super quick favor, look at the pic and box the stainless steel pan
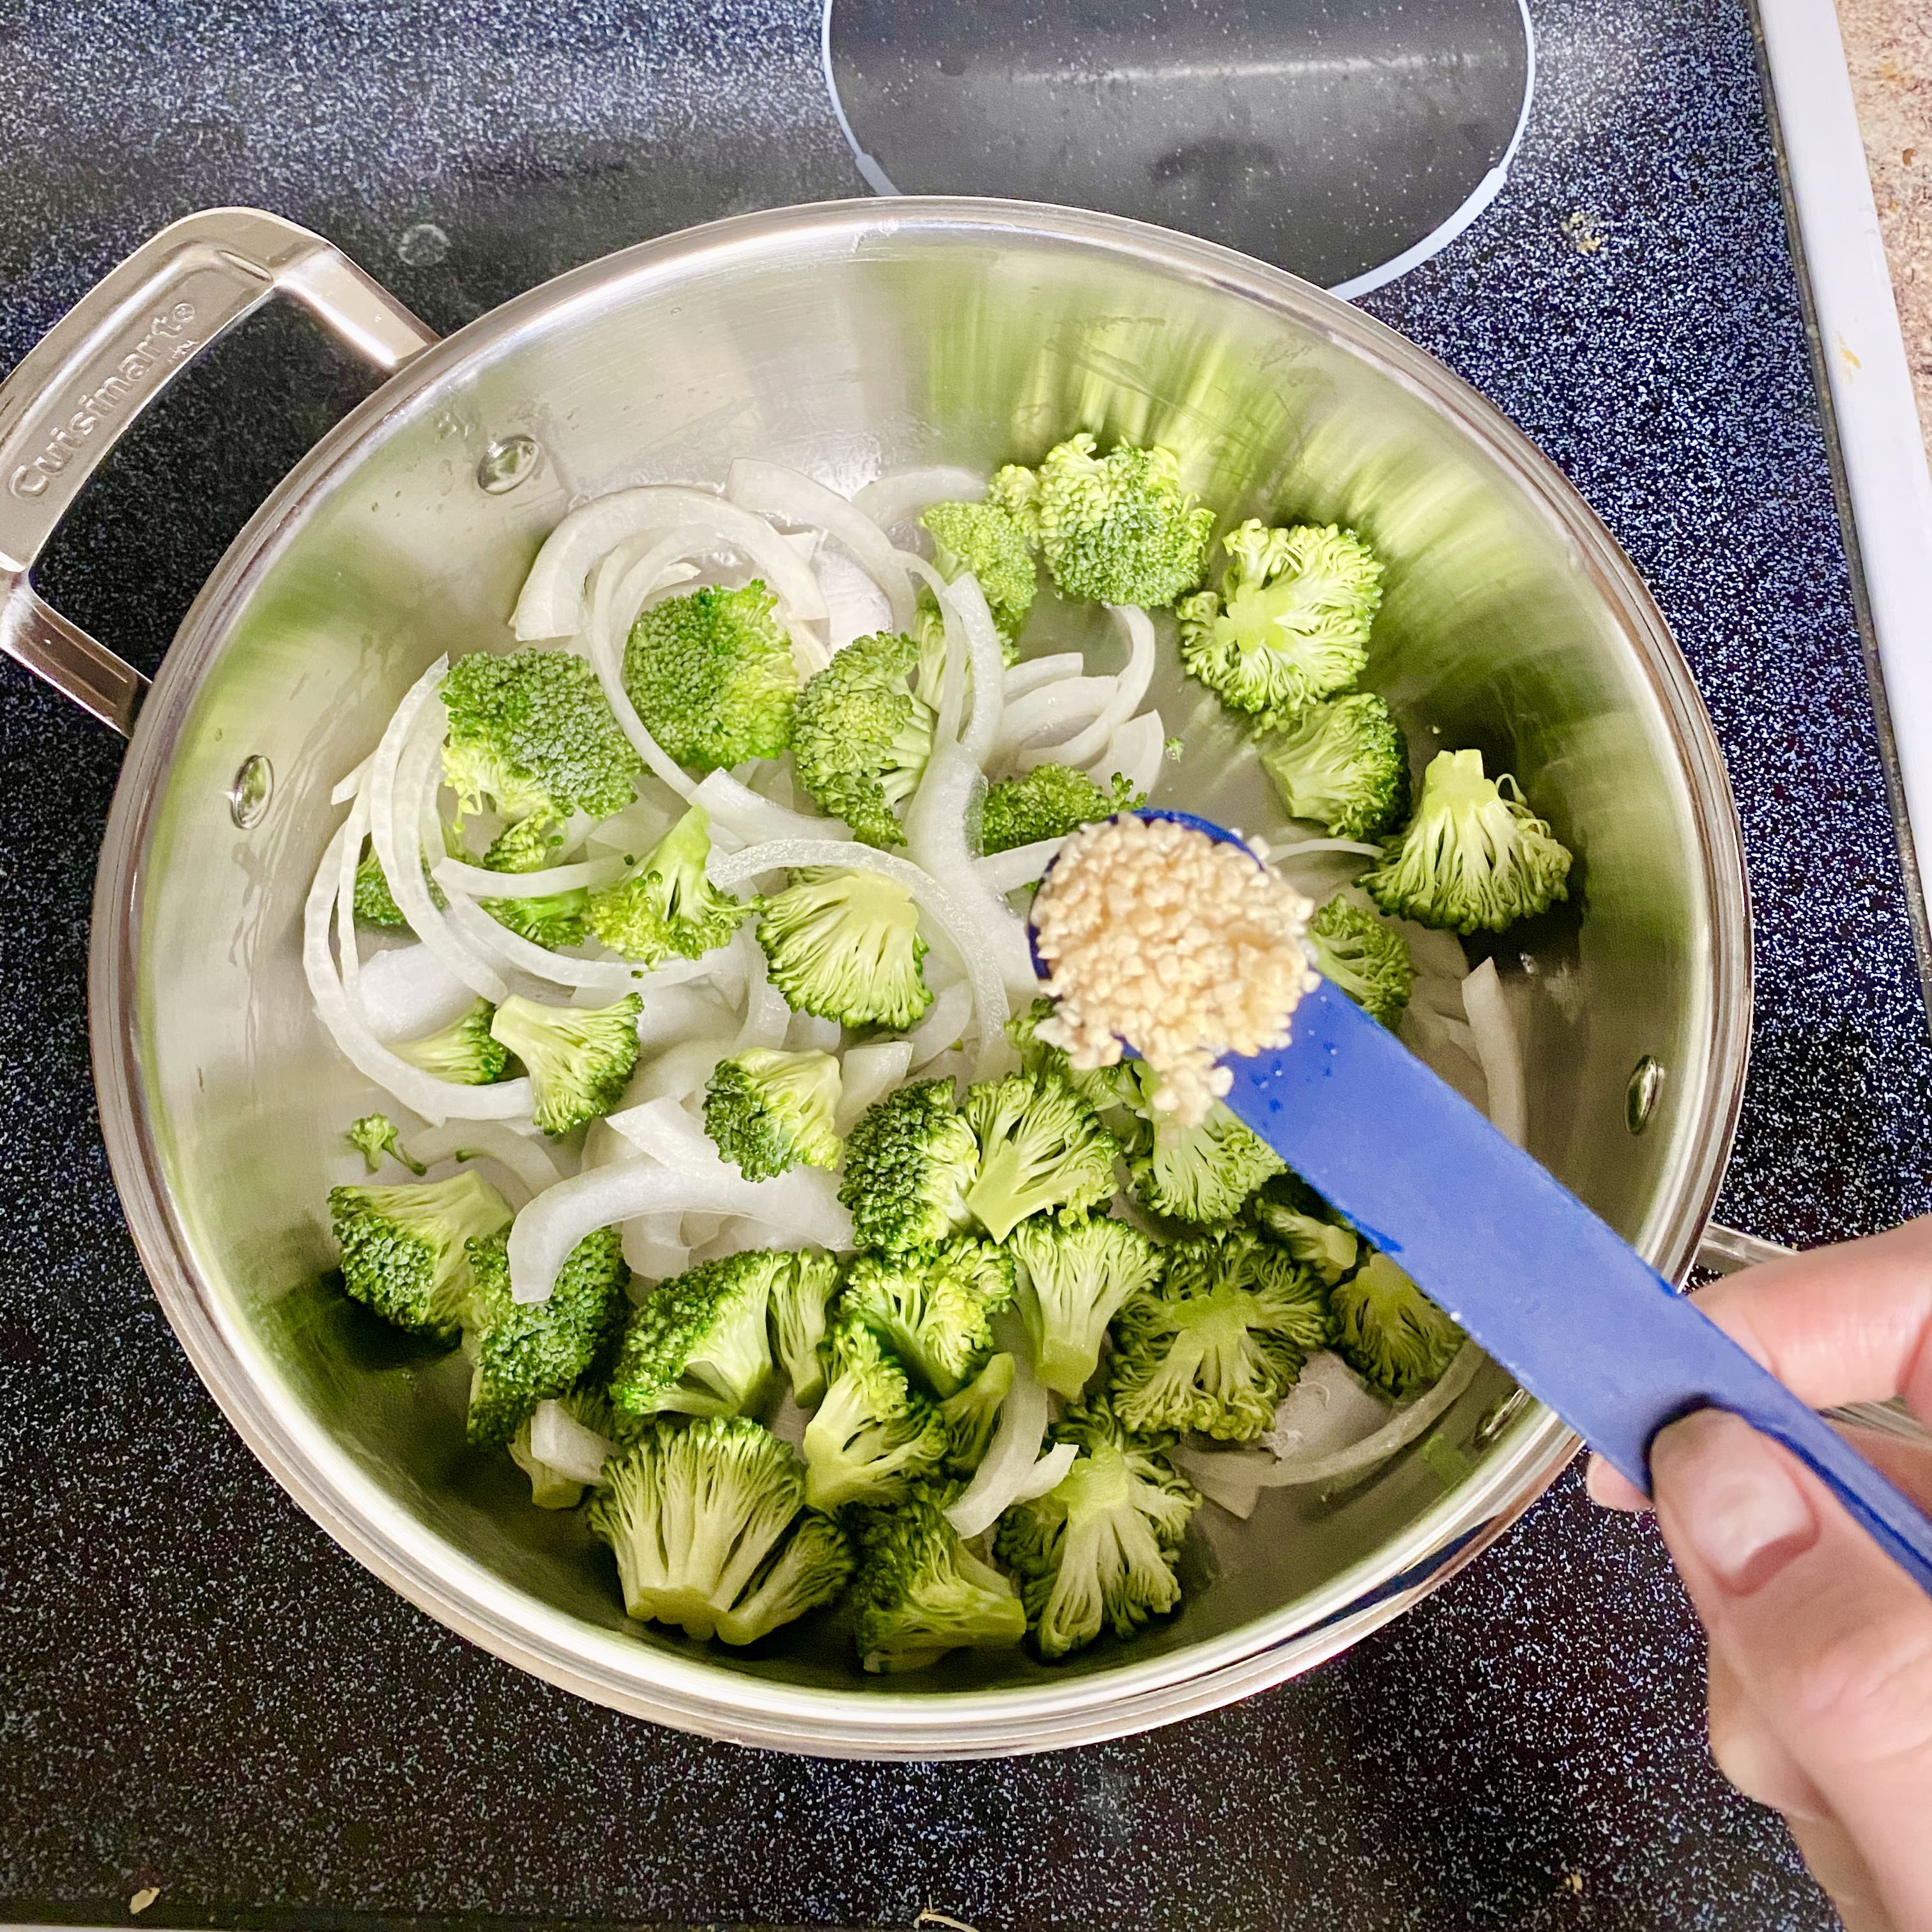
[0,201,1752,1758]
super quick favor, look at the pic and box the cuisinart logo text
[8,301,199,499]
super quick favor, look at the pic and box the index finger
[1687,1219,1932,1419]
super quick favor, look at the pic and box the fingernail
[1650,1411,1818,1594]
[1584,1452,1648,1512]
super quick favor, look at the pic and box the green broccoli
[587,1415,847,1643]
[999,434,1215,608]
[801,1312,948,1510]
[392,998,512,1085]
[1330,1249,1465,1397]
[1009,1215,1164,1400]
[1257,692,1410,839]
[1253,1185,1360,1285]
[755,868,933,1030]
[715,1507,855,1646]
[839,1236,1016,1399]
[345,1114,425,1175]
[848,1481,1028,1672]
[440,648,642,821]
[328,1170,513,1342]
[1109,1228,1331,1441]
[979,765,1138,856]
[585,804,748,966]
[1363,747,1573,935]
[839,1078,981,1254]
[703,1048,844,1181]
[935,1352,1015,1474]
[487,993,640,1135]
[919,499,1038,647]
[790,630,935,847]
[353,843,411,929]
[995,1393,1199,1659]
[476,810,588,950]
[1123,1066,1285,1225]
[767,1249,843,1407]
[960,1069,1121,1243]
[609,1249,785,1423]
[1006,997,1142,1117]
[463,1229,629,1448]
[1306,894,1415,1027]
[1176,520,1382,721]
[623,581,797,774]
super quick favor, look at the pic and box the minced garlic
[1030,815,1316,1126]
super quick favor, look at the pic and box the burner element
[824,0,1533,296]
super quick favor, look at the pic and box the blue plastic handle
[1029,811,1932,1593]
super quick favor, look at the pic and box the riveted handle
[0,207,438,735]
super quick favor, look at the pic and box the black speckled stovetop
[3,1,1926,1928]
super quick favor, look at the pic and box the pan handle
[0,207,437,735]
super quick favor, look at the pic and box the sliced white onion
[1009,1441,1079,1505]
[1003,654,1086,702]
[1260,1350,1395,1460]
[993,678,1116,762]
[690,767,849,846]
[786,1010,843,1054]
[530,1399,615,1485]
[851,466,986,530]
[735,937,792,1050]
[726,459,914,633]
[586,796,678,860]
[406,1120,566,1200]
[303,822,536,1126]
[330,755,374,806]
[908,977,974,1069]
[834,1039,914,1134]
[935,571,1007,764]
[622,1214,689,1281]
[709,838,1013,1070]
[816,549,895,651]
[513,486,826,640]
[975,838,1064,894]
[433,854,625,900]
[1172,1343,1485,1510]
[509,1160,852,1302]
[1462,958,1527,1147]
[334,788,372,1016]
[1018,606,1154,772]
[635,982,737,1052]
[1086,709,1167,801]
[945,1341,1052,1539]
[629,1034,739,1107]
[606,1095,731,1174]
[437,889,668,993]
[358,941,478,1043]
[1265,836,1388,862]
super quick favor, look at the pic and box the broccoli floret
[1330,1249,1465,1398]
[703,1048,844,1181]
[790,631,935,847]
[919,500,1038,647]
[440,648,642,821]
[980,765,1138,855]
[610,1249,785,1423]
[960,1069,1121,1243]
[463,1229,629,1448]
[353,843,411,928]
[1109,1228,1331,1441]
[392,997,513,1085]
[1009,1215,1164,1400]
[1122,1064,1285,1224]
[1253,1193,1360,1285]
[487,993,640,1135]
[715,1508,855,1646]
[995,1393,1199,1658]
[768,1249,843,1408]
[756,868,932,1030]
[1001,434,1215,608]
[839,1078,981,1255]
[1176,521,1383,721]
[1307,894,1415,1027]
[587,1415,845,1643]
[935,1352,1015,1473]
[328,1170,513,1342]
[482,811,567,873]
[802,1312,948,1510]
[1363,747,1573,935]
[839,1236,1016,1398]
[848,1482,1028,1672]
[346,1114,425,1175]
[508,1383,618,1510]
[584,803,748,964]
[1006,997,1142,1116]
[1257,692,1410,839]
[474,810,588,949]
[623,581,797,774]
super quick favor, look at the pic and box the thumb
[1650,1410,1932,1928]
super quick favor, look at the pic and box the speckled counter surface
[2,2,1926,1928]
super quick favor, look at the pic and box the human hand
[1587,1219,1932,1932]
